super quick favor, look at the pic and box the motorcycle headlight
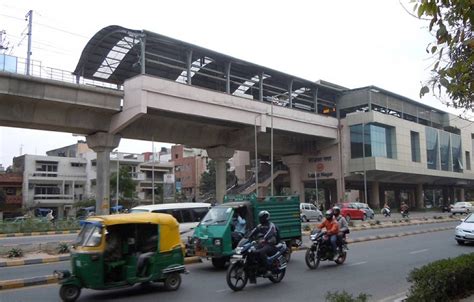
[235,247,243,254]
[214,239,222,246]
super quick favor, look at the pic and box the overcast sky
[0,0,467,168]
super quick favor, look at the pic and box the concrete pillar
[282,155,304,202]
[206,146,234,204]
[86,132,121,215]
[370,181,380,209]
[416,184,424,209]
[459,188,465,202]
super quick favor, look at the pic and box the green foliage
[412,0,473,112]
[199,160,235,195]
[7,247,23,258]
[57,242,70,254]
[110,166,137,199]
[407,253,474,301]
[325,290,371,302]
[348,221,355,227]
[375,220,381,225]
[302,224,311,232]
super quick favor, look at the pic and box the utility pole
[25,10,33,75]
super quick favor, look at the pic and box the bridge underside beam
[0,95,114,134]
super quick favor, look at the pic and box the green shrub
[7,247,23,258]
[57,242,70,254]
[348,221,355,227]
[368,221,377,226]
[404,218,410,223]
[302,224,311,232]
[392,219,399,224]
[375,220,381,225]
[325,290,371,302]
[407,253,474,301]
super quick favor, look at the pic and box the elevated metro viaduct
[1,25,472,214]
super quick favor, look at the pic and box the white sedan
[455,213,474,245]
[451,202,473,215]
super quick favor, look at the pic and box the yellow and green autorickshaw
[55,213,186,302]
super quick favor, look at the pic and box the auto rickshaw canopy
[86,213,181,252]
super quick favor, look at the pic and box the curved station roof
[74,25,342,114]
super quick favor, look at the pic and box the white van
[130,202,211,236]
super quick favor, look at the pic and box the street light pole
[116,151,119,212]
[270,99,274,196]
[254,115,259,197]
[362,123,368,204]
[315,169,319,205]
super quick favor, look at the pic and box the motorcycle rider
[317,210,340,260]
[248,210,278,276]
[332,206,349,251]
[382,202,391,216]
[401,202,409,217]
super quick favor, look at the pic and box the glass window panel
[411,131,420,162]
[425,127,438,170]
[439,131,450,171]
[451,134,462,172]
[350,125,363,158]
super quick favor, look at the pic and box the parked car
[354,202,375,219]
[455,213,474,245]
[337,203,366,222]
[300,203,323,222]
[451,202,473,215]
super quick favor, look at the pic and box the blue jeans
[330,234,338,253]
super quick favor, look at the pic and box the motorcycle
[381,207,391,217]
[305,230,347,269]
[226,238,288,291]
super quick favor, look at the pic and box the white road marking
[377,291,407,302]
[348,261,367,266]
[409,248,428,254]
[216,289,229,293]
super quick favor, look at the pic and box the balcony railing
[33,194,74,200]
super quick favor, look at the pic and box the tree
[411,0,473,112]
[199,160,235,195]
[110,166,137,200]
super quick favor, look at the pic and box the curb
[0,255,70,268]
[0,274,58,290]
[0,230,79,238]
[0,257,202,291]
[0,255,201,269]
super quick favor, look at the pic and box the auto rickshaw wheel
[211,257,228,269]
[59,284,81,302]
[164,273,181,291]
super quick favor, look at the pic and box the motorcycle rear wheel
[335,251,347,265]
[226,262,248,291]
[305,249,320,269]
[269,268,286,283]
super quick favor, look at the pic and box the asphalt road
[1,225,471,302]
[0,221,460,282]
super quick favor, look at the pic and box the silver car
[455,213,474,245]
[451,202,473,215]
[300,203,323,222]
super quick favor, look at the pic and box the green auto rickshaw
[55,213,186,302]
[191,195,301,268]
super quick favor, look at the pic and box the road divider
[0,230,79,238]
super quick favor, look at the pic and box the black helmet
[332,206,341,216]
[258,210,270,224]
[325,210,334,220]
